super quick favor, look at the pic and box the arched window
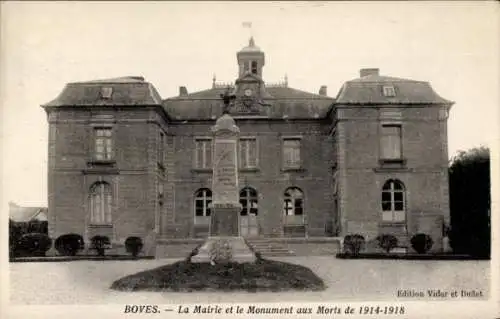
[381,179,406,222]
[194,188,212,217]
[283,187,304,216]
[90,182,112,225]
[251,61,258,74]
[240,187,258,216]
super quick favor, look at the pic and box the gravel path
[9,256,490,304]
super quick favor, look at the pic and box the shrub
[343,234,365,255]
[55,234,85,256]
[411,233,434,254]
[376,234,398,253]
[17,233,52,257]
[125,237,143,257]
[9,221,23,258]
[90,235,111,256]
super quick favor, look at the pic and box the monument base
[190,236,257,264]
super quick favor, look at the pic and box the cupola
[236,37,265,78]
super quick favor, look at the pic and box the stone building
[42,38,453,256]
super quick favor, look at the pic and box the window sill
[379,221,406,226]
[375,158,409,172]
[282,167,306,173]
[379,158,406,165]
[88,224,113,228]
[87,159,116,166]
[82,167,119,175]
[191,168,213,173]
[240,167,260,173]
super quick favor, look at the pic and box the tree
[9,220,22,258]
[449,147,490,258]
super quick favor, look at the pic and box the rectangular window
[240,138,257,168]
[380,125,402,160]
[382,86,396,97]
[94,128,113,160]
[283,138,301,168]
[195,138,212,169]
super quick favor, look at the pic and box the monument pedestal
[209,203,240,237]
[190,236,256,263]
[191,202,256,264]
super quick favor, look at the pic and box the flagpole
[242,21,253,39]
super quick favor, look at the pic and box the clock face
[244,89,253,97]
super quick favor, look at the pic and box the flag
[242,21,252,28]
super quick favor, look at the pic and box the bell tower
[236,37,265,79]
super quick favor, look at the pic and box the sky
[1,1,499,209]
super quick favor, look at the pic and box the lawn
[110,259,325,292]
[9,256,490,304]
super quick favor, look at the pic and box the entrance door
[239,187,259,237]
[240,213,259,237]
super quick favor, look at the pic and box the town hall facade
[42,38,453,256]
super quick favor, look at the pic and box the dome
[239,37,262,53]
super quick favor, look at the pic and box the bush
[90,235,111,256]
[343,234,365,255]
[125,237,143,257]
[9,221,23,258]
[55,234,85,256]
[17,233,52,257]
[411,233,433,254]
[376,234,398,253]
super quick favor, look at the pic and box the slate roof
[42,76,163,108]
[9,203,48,223]
[164,86,335,120]
[335,74,453,105]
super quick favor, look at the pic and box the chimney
[319,85,327,96]
[179,86,188,96]
[360,68,379,77]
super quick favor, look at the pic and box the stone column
[190,114,256,263]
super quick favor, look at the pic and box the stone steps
[155,238,298,258]
[245,239,295,257]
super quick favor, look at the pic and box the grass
[110,258,326,292]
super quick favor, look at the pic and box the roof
[335,74,453,105]
[9,203,48,223]
[164,86,334,120]
[238,37,262,53]
[42,76,163,108]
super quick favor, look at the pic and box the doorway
[239,187,259,237]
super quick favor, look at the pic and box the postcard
[1,2,498,318]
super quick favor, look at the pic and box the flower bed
[110,258,325,292]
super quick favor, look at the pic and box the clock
[244,89,253,97]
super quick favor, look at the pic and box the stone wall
[46,107,167,255]
[336,106,450,250]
